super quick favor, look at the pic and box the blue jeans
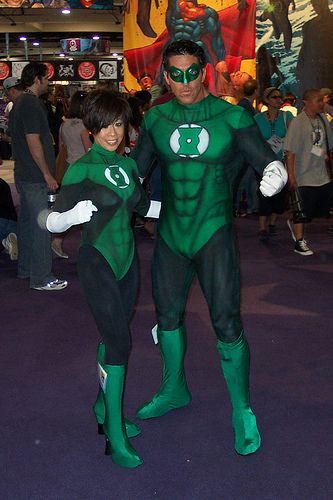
[0,218,17,242]
[16,181,55,288]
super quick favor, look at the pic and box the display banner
[256,0,333,99]
[0,1,113,8]
[123,0,256,95]
[60,39,112,56]
[0,59,121,81]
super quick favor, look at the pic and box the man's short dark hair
[283,92,296,106]
[134,90,152,107]
[243,79,258,97]
[82,90,132,134]
[162,40,207,71]
[20,62,48,89]
[303,89,321,101]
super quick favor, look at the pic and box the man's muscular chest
[151,118,234,172]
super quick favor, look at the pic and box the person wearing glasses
[255,87,294,242]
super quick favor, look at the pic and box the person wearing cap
[254,87,293,241]
[3,77,23,118]
[1,77,24,156]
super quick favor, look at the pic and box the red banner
[123,0,256,96]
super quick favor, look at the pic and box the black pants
[298,182,333,220]
[152,225,243,343]
[77,245,139,364]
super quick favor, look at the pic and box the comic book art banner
[0,59,121,81]
[60,39,112,55]
[256,0,333,100]
[0,0,113,8]
[123,0,256,96]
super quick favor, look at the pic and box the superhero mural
[123,0,256,96]
[0,0,113,7]
[257,0,333,99]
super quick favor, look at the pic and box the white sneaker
[33,279,68,291]
[294,239,313,256]
[2,233,18,260]
[287,219,296,242]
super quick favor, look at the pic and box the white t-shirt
[284,111,333,186]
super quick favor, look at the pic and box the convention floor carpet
[1,217,333,500]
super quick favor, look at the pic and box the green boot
[217,332,261,456]
[102,363,143,468]
[136,327,192,420]
[93,343,141,438]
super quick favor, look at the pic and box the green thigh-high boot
[93,343,141,438]
[101,362,143,468]
[136,326,192,420]
[217,332,261,456]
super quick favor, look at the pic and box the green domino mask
[168,63,201,84]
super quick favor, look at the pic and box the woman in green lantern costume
[132,40,288,456]
[46,91,160,468]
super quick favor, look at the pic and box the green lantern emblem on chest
[169,124,209,158]
[104,165,130,189]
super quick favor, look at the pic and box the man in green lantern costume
[132,40,288,455]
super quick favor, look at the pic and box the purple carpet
[1,216,333,499]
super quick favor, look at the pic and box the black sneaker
[258,230,269,242]
[294,239,313,256]
[268,224,277,235]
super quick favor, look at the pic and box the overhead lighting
[62,8,71,14]
[59,53,65,57]
[33,41,40,46]
[19,36,27,41]
[68,58,73,61]
[117,56,123,60]
[112,52,118,57]
[92,35,100,40]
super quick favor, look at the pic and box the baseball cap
[3,77,20,91]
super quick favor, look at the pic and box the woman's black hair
[283,92,296,106]
[67,91,87,119]
[82,90,132,134]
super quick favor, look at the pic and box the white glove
[46,200,98,233]
[145,200,161,219]
[260,161,288,197]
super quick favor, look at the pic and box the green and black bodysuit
[54,142,149,364]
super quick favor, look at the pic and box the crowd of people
[1,40,333,468]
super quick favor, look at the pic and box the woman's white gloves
[46,200,98,233]
[146,200,161,219]
[259,161,288,197]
